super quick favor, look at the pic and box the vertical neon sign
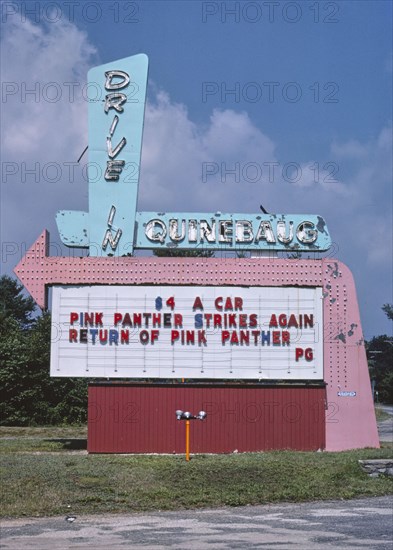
[88,54,148,256]
[56,54,148,256]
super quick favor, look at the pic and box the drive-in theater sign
[15,55,379,453]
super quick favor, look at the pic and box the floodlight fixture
[175,408,208,461]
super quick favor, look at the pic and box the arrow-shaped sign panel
[14,231,336,310]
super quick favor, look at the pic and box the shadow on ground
[43,438,87,450]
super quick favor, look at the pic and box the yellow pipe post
[185,419,190,461]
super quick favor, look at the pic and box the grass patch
[375,408,392,422]
[0,426,87,439]
[0,439,67,454]
[0,438,87,454]
[0,438,392,518]
[0,426,87,454]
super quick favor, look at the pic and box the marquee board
[50,285,323,380]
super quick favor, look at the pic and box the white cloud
[331,139,368,159]
[201,109,276,160]
[1,17,96,160]
[139,95,277,212]
[287,161,350,196]
[1,16,97,256]
[335,126,392,204]
[333,127,392,267]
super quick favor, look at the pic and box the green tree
[382,303,393,321]
[0,276,87,425]
[0,275,36,327]
[0,315,31,424]
[367,335,393,404]
[367,305,393,404]
[24,312,88,425]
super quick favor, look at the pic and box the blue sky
[1,0,392,338]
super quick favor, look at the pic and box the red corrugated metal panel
[87,384,326,453]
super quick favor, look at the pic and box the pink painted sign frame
[15,231,379,451]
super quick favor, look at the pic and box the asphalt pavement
[1,496,392,549]
[376,404,393,443]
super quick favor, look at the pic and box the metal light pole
[175,410,207,461]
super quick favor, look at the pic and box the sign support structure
[14,54,379,453]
